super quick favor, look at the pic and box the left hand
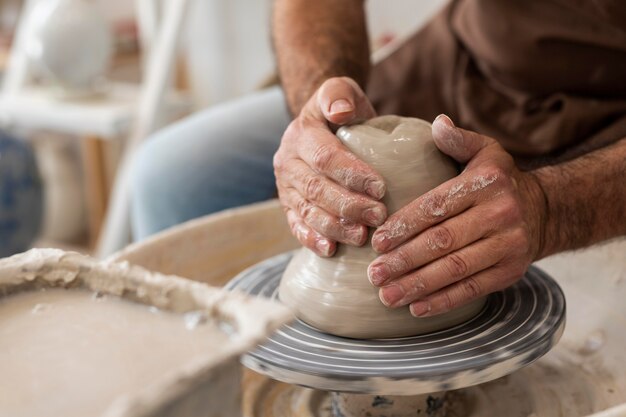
[367,114,548,317]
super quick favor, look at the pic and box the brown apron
[368,0,626,168]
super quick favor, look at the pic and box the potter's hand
[368,115,547,317]
[274,77,387,257]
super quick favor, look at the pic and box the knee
[131,127,195,239]
[131,130,173,207]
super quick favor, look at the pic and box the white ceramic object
[0,248,292,417]
[26,0,113,95]
[279,116,485,339]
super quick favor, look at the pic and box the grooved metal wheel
[226,252,566,395]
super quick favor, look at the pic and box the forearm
[272,0,370,115]
[533,137,626,258]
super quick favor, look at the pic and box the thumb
[431,114,493,163]
[316,77,377,126]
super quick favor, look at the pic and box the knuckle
[312,144,335,172]
[420,192,448,218]
[337,196,359,218]
[317,213,337,235]
[304,175,325,201]
[296,199,313,220]
[409,273,428,295]
[441,291,455,312]
[322,76,352,91]
[283,120,300,142]
[445,252,469,279]
[481,164,507,183]
[511,263,528,279]
[290,222,309,244]
[474,165,511,191]
[512,225,528,241]
[395,249,415,272]
[462,277,483,299]
[277,190,288,206]
[322,76,341,90]
[272,152,285,172]
[427,225,455,252]
[511,227,530,251]
[493,196,522,222]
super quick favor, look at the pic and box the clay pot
[26,0,113,96]
[279,116,486,339]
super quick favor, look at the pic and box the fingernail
[329,99,354,115]
[410,302,432,317]
[365,180,386,200]
[368,262,390,286]
[432,114,462,145]
[371,231,390,253]
[364,207,385,226]
[315,239,331,256]
[365,179,386,199]
[434,114,455,128]
[380,284,405,307]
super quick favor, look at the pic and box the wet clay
[279,116,486,338]
[0,289,229,417]
[0,249,293,417]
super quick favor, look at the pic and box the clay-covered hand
[274,77,387,257]
[368,115,547,317]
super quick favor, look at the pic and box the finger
[431,116,514,172]
[431,114,495,164]
[314,77,376,126]
[368,202,510,286]
[296,124,386,199]
[408,264,523,317]
[284,209,336,257]
[280,187,367,246]
[371,164,514,253]
[378,236,507,308]
[281,158,386,226]
[372,176,475,253]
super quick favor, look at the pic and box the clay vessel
[279,115,486,339]
[26,0,113,96]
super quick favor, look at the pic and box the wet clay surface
[279,116,485,339]
[0,288,229,417]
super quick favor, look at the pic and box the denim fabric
[131,87,290,240]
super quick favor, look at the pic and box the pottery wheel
[226,252,566,395]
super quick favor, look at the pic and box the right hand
[274,77,388,257]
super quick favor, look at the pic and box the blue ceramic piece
[0,131,43,257]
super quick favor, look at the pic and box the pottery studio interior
[0,0,625,416]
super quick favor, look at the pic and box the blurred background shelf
[0,82,190,139]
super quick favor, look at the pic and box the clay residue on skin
[280,116,486,338]
[471,174,498,192]
[334,166,362,192]
[448,182,465,198]
[386,252,412,273]
[383,221,409,241]
[426,236,446,251]
[419,193,448,218]
[443,174,499,203]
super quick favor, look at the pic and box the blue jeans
[131,87,290,240]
